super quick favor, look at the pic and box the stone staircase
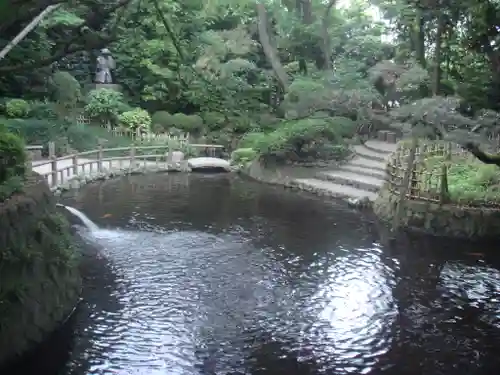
[292,139,398,202]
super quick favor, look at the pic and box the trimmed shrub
[247,118,350,164]
[171,113,203,134]
[84,88,129,124]
[151,111,173,131]
[231,148,257,164]
[5,99,30,118]
[29,101,58,120]
[118,108,151,130]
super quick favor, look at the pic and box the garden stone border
[50,163,240,196]
[374,185,500,239]
[238,160,372,210]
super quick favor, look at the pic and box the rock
[187,157,231,171]
[347,196,372,209]
[171,151,185,164]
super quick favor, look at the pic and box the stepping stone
[316,170,384,192]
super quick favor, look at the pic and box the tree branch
[256,2,289,90]
[0,0,132,73]
[463,142,500,166]
[321,0,337,70]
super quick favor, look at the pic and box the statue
[94,48,115,84]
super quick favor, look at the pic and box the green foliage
[84,89,128,124]
[171,113,203,134]
[118,108,152,130]
[151,111,173,129]
[49,71,82,110]
[29,100,57,120]
[202,112,226,131]
[422,155,500,205]
[5,99,30,118]
[231,148,257,164]
[247,118,350,164]
[0,126,26,200]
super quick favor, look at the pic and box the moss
[0,173,80,365]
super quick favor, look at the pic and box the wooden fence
[29,141,224,188]
[76,115,190,143]
[385,141,471,204]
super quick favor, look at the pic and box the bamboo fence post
[392,137,418,232]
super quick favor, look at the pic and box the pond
[20,174,500,374]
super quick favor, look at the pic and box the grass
[420,155,500,205]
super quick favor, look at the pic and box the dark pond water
[23,174,500,374]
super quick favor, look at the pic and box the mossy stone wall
[374,186,500,239]
[0,173,81,365]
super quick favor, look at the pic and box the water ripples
[61,174,500,375]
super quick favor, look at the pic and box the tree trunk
[413,7,426,68]
[321,0,337,71]
[0,4,61,61]
[301,0,313,24]
[256,3,289,90]
[432,12,444,95]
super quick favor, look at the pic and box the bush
[50,71,82,109]
[84,88,129,124]
[231,148,257,164]
[248,118,348,163]
[118,108,151,130]
[4,118,64,146]
[5,99,30,118]
[0,126,26,189]
[29,101,57,120]
[151,111,173,131]
[171,113,203,134]
[331,116,357,138]
[421,155,500,205]
[202,112,225,131]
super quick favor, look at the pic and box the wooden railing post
[129,143,136,171]
[25,150,32,170]
[97,140,104,172]
[48,141,57,187]
[72,155,78,175]
[392,137,418,232]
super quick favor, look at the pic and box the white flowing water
[58,204,99,231]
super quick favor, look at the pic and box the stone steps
[316,170,384,192]
[352,144,391,162]
[349,157,386,172]
[293,178,378,201]
[290,139,398,205]
[363,140,398,154]
[338,164,386,179]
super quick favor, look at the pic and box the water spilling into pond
[25,173,500,374]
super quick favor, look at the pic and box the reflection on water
[22,173,500,374]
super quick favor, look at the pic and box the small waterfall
[57,204,99,231]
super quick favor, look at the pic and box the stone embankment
[0,173,81,367]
